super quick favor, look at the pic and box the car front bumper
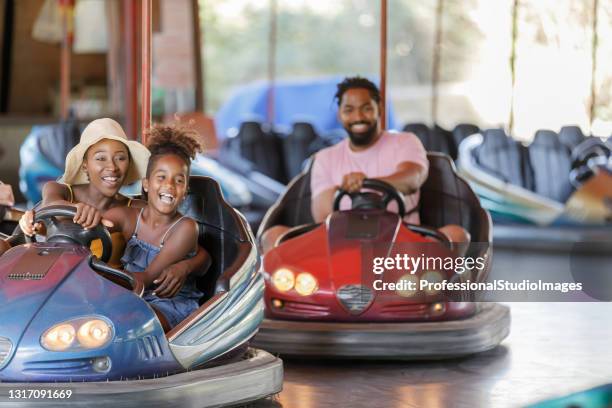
[252,303,510,359]
[0,348,282,408]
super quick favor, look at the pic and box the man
[261,77,468,253]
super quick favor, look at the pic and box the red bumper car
[252,153,510,359]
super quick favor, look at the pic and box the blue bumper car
[0,176,282,407]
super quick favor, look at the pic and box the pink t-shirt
[311,131,428,224]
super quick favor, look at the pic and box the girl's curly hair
[144,124,204,177]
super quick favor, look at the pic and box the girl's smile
[143,154,189,214]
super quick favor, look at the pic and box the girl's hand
[19,210,42,236]
[152,263,190,298]
[72,203,113,230]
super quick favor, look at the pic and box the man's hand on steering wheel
[334,178,407,218]
[341,172,367,193]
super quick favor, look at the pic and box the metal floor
[251,248,612,408]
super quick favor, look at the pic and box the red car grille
[379,303,430,318]
[336,285,374,315]
[283,301,331,317]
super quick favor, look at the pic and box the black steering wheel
[29,205,113,263]
[333,179,406,218]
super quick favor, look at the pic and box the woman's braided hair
[144,124,204,177]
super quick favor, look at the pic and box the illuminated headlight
[272,268,295,292]
[295,273,318,296]
[41,324,76,351]
[421,270,444,296]
[396,274,419,298]
[77,319,112,349]
[41,317,113,351]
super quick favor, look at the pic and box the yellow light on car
[421,270,444,296]
[42,324,76,351]
[295,273,318,296]
[430,302,446,315]
[77,319,112,349]
[272,268,295,292]
[396,273,419,298]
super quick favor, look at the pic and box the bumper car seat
[178,176,252,301]
[528,130,573,202]
[475,128,535,190]
[283,122,319,180]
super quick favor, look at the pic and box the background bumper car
[0,177,282,407]
[252,153,510,359]
[458,128,612,251]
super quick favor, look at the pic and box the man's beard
[346,121,378,146]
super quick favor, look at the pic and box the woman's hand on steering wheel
[72,203,114,230]
[19,210,43,237]
[29,205,114,263]
[19,204,113,237]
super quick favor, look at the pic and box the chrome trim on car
[229,244,259,290]
[169,268,264,368]
[0,337,12,369]
[167,244,259,343]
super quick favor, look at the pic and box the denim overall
[121,209,202,328]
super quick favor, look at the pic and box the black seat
[475,128,534,190]
[529,130,572,203]
[257,160,314,235]
[559,126,586,151]
[403,123,430,148]
[179,176,252,302]
[283,122,319,179]
[419,153,490,246]
[452,124,480,151]
[403,123,456,159]
[432,125,458,160]
[236,121,286,182]
[528,130,573,202]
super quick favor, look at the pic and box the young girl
[105,125,207,332]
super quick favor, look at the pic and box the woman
[7,118,207,297]
[0,182,14,207]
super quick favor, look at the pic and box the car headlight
[295,273,318,296]
[41,324,76,351]
[41,317,113,351]
[421,270,444,295]
[272,267,295,292]
[77,319,112,349]
[396,273,419,298]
